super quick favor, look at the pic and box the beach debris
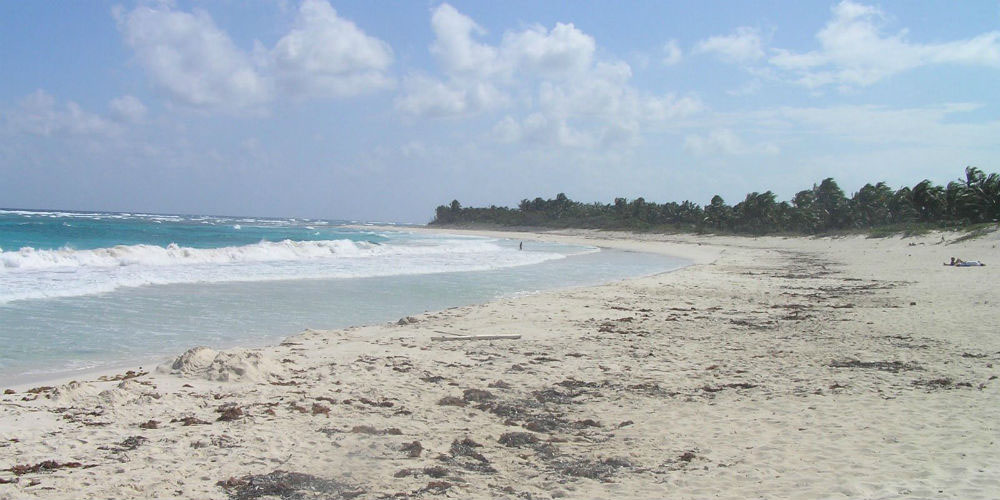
[8,461,85,475]
[829,359,921,373]
[138,420,159,429]
[422,466,449,478]
[96,370,147,382]
[437,396,466,407]
[533,388,581,405]
[195,435,240,449]
[357,397,394,408]
[349,425,402,435]
[172,416,210,426]
[99,435,148,453]
[462,388,495,403]
[912,378,973,390]
[960,352,989,359]
[498,432,539,447]
[216,404,244,422]
[476,400,532,420]
[617,420,634,428]
[394,465,448,479]
[217,470,363,500]
[397,316,419,325]
[401,440,423,458]
[556,379,600,390]
[419,481,452,494]
[523,416,568,434]
[700,382,758,393]
[446,437,496,473]
[420,374,446,383]
[26,386,55,394]
[430,334,521,341]
[554,457,632,482]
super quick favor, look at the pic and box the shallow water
[0,213,687,383]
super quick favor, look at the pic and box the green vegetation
[431,166,1000,236]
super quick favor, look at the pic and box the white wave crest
[0,238,573,303]
[0,239,375,271]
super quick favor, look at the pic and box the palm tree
[956,166,1000,222]
[704,195,732,230]
[850,182,893,227]
[814,178,849,230]
[911,180,946,222]
[734,191,778,235]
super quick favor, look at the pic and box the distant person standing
[519,241,523,250]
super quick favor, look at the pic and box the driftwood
[430,334,522,342]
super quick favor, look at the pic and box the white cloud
[109,95,147,122]
[663,39,683,66]
[268,0,394,98]
[491,116,521,143]
[644,94,704,121]
[683,129,778,156]
[695,27,765,63]
[116,5,270,110]
[395,75,506,116]
[116,0,394,111]
[429,3,504,78]
[501,22,595,78]
[401,3,703,150]
[494,112,593,148]
[5,90,119,136]
[769,1,1000,88]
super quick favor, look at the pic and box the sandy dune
[1,229,998,499]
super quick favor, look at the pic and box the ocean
[0,209,687,384]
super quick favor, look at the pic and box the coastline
[1,229,688,390]
[1,228,998,499]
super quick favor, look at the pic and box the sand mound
[158,346,286,383]
[50,381,101,404]
[97,379,160,406]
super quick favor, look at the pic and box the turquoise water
[0,209,687,384]
[0,209,357,250]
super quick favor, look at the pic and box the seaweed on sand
[218,470,363,500]
[553,457,632,482]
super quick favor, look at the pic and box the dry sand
[1,228,998,499]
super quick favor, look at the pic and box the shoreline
[1,228,998,499]
[3,229,696,391]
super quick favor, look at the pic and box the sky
[1,1,999,222]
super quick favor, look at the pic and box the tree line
[431,166,1000,235]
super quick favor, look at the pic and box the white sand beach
[1,229,998,499]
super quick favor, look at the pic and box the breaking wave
[0,238,579,303]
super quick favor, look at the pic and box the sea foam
[0,238,573,303]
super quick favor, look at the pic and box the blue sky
[1,1,998,222]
